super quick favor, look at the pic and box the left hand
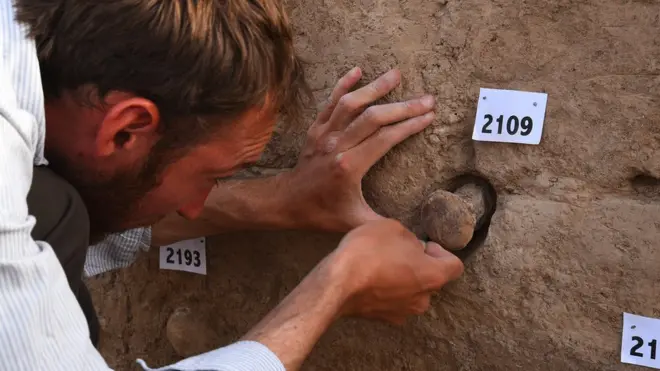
[281,67,436,231]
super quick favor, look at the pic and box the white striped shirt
[0,2,284,370]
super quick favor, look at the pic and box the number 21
[166,248,184,264]
[631,336,657,360]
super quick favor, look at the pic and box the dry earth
[88,0,660,370]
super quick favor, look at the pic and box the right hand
[327,219,465,324]
[241,219,462,370]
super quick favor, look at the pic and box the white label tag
[472,88,548,145]
[621,313,660,369]
[159,238,207,275]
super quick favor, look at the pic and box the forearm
[152,173,299,246]
[241,259,348,370]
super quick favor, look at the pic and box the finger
[325,69,402,131]
[424,241,456,259]
[341,111,435,176]
[315,67,363,125]
[336,95,435,153]
[418,242,465,291]
[411,294,431,315]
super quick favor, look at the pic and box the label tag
[159,237,207,275]
[621,313,660,369]
[472,88,548,145]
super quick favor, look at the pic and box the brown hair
[14,0,310,147]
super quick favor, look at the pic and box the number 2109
[482,114,533,136]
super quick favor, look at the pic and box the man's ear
[95,96,161,157]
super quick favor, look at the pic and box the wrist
[270,171,303,229]
[200,173,300,232]
[276,170,350,232]
[315,248,363,317]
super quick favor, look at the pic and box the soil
[87,0,660,370]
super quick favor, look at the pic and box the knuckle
[367,80,382,95]
[333,152,352,175]
[321,98,336,114]
[306,125,319,139]
[432,271,451,288]
[338,95,358,112]
[319,134,339,154]
[414,297,431,314]
[362,106,380,122]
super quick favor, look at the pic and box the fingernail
[350,67,361,76]
[424,112,436,120]
[421,95,435,108]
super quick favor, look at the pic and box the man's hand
[332,219,464,323]
[243,219,463,370]
[151,68,435,245]
[282,67,436,231]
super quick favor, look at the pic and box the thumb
[419,241,465,289]
[424,241,456,259]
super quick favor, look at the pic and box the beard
[45,150,163,245]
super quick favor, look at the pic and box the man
[0,1,464,370]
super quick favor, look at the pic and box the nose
[176,192,210,220]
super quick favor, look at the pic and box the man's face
[125,110,278,229]
[44,92,277,242]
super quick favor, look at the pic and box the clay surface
[87,0,660,370]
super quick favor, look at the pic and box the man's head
[15,0,310,242]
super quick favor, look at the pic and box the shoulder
[0,0,46,166]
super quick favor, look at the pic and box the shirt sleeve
[0,8,110,369]
[84,227,152,277]
[136,341,285,371]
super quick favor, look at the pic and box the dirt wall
[88,0,660,370]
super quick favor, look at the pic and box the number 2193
[482,114,533,136]
[166,247,201,267]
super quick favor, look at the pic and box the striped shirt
[0,2,283,370]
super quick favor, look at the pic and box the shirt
[85,228,152,277]
[0,2,284,370]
